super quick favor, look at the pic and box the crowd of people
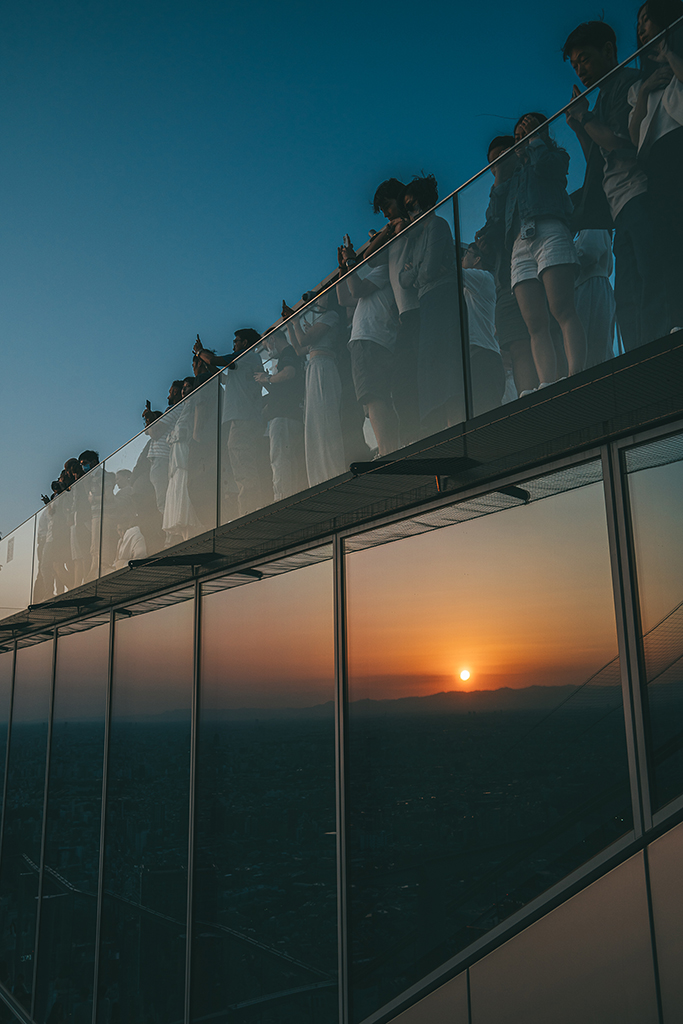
[34,6,683,590]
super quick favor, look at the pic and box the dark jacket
[495,137,574,248]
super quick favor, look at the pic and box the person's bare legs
[514,279,558,384]
[509,337,539,394]
[542,264,587,375]
[365,399,399,456]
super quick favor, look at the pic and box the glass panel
[103,377,220,569]
[468,853,657,1024]
[191,560,337,1023]
[0,518,36,621]
[97,598,193,1023]
[32,467,104,603]
[625,440,683,812]
[33,625,109,1024]
[0,651,13,825]
[0,640,53,1010]
[342,197,467,454]
[345,469,632,1021]
[218,344,273,523]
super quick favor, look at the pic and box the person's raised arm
[336,241,379,300]
[255,362,295,389]
[568,85,634,153]
[281,300,312,356]
[361,217,408,258]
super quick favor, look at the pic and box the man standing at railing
[195,329,271,517]
[563,20,668,350]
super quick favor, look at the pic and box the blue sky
[0,0,639,535]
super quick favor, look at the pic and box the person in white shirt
[195,330,271,518]
[461,244,506,414]
[629,1,683,329]
[282,291,346,486]
[337,243,399,456]
[114,520,147,570]
[399,175,466,428]
[361,178,421,445]
[574,229,617,366]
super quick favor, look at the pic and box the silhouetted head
[403,174,439,221]
[372,178,407,218]
[79,450,99,472]
[234,328,261,353]
[563,21,619,86]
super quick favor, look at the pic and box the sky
[0,0,642,536]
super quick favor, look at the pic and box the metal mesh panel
[623,430,683,475]
[202,543,333,596]
[345,459,603,554]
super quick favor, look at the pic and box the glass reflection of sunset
[347,484,618,703]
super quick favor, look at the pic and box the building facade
[2,40,683,1022]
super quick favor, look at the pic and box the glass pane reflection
[34,625,109,1024]
[0,641,54,1011]
[345,474,632,1021]
[191,562,337,1024]
[98,599,193,1023]
[0,519,36,621]
[0,651,13,827]
[626,444,683,813]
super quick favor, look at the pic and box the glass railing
[2,18,682,625]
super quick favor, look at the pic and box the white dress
[162,403,201,537]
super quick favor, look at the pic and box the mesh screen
[623,430,683,475]
[345,459,603,554]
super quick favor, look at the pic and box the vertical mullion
[452,194,474,423]
[216,374,223,532]
[0,643,17,887]
[30,630,58,1018]
[28,515,37,609]
[91,610,116,1024]
[184,579,201,1024]
[601,444,652,836]
[333,535,349,1024]
[97,465,105,583]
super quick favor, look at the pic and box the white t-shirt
[114,526,147,569]
[387,231,420,315]
[575,229,614,287]
[349,263,399,350]
[222,348,263,421]
[628,78,683,158]
[462,268,500,353]
[301,307,339,353]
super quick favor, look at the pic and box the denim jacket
[494,138,573,249]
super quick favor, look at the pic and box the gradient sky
[0,0,642,536]
[346,482,620,698]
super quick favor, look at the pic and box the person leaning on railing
[629,0,683,331]
[563,19,669,349]
[476,136,538,399]
[194,329,271,517]
[398,174,473,424]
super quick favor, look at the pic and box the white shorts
[511,218,579,288]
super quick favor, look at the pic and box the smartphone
[343,233,351,249]
[145,399,151,410]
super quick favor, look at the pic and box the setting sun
[460,669,471,682]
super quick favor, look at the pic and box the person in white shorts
[502,113,587,391]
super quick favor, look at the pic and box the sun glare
[460,669,471,682]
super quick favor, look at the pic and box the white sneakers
[519,376,567,398]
